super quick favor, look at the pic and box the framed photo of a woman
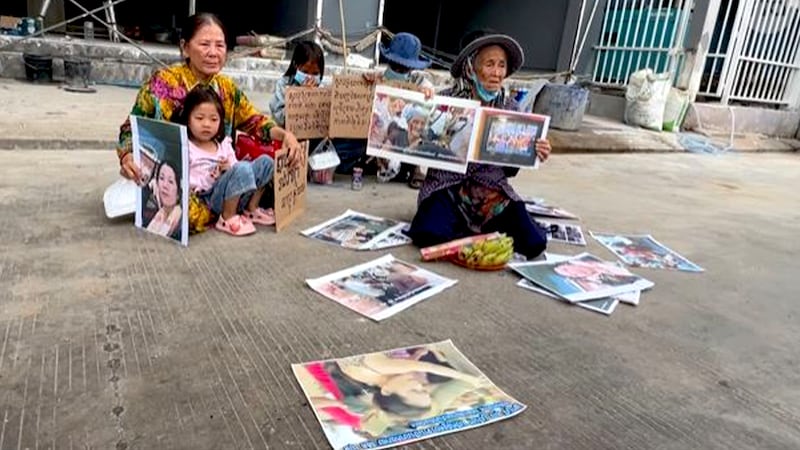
[130,116,190,246]
[471,108,550,169]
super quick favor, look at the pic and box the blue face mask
[294,70,320,85]
[470,72,500,103]
[384,67,411,81]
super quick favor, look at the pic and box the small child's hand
[210,165,221,180]
[218,156,233,172]
[302,76,319,87]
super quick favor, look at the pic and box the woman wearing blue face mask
[406,30,553,261]
[269,40,325,127]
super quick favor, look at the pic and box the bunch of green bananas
[458,235,515,267]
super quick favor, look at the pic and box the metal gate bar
[702,0,800,106]
[592,0,694,87]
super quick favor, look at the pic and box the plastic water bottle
[83,21,94,40]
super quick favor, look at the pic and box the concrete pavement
[1,150,799,449]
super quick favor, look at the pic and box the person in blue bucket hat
[330,33,435,187]
[364,32,435,188]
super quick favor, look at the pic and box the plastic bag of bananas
[188,194,215,234]
[451,234,515,271]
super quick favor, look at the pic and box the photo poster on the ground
[305,254,457,321]
[470,108,550,170]
[273,141,309,232]
[300,209,409,250]
[366,85,481,174]
[535,219,587,246]
[590,232,705,272]
[130,115,189,247]
[509,253,654,303]
[516,279,625,315]
[291,339,526,450]
[329,75,375,138]
[285,86,332,140]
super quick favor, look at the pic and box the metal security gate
[698,0,800,106]
[592,0,694,86]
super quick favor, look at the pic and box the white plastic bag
[624,69,671,130]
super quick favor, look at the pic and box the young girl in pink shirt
[176,85,275,236]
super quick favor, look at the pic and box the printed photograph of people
[591,233,705,272]
[131,116,189,246]
[292,340,525,450]
[510,253,654,302]
[305,211,403,250]
[536,220,587,246]
[474,109,549,168]
[368,86,479,173]
[307,256,457,321]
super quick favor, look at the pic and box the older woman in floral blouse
[116,13,303,181]
[406,30,551,260]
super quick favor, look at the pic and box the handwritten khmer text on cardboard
[329,75,375,138]
[285,87,332,140]
[273,142,308,232]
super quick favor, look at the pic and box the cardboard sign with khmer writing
[285,86,332,140]
[273,141,308,232]
[328,75,375,138]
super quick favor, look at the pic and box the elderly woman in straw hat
[406,30,551,260]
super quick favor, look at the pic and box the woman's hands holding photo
[283,131,304,168]
[120,152,143,184]
[362,71,382,84]
[535,138,552,163]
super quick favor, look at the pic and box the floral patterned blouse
[116,63,276,161]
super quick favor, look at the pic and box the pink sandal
[215,214,256,236]
[244,207,275,226]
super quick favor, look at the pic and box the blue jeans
[205,155,274,215]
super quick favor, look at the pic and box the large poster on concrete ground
[305,255,456,321]
[292,340,526,450]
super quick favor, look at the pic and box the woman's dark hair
[284,40,325,80]
[387,61,410,74]
[372,349,456,417]
[325,362,376,397]
[173,85,226,142]
[154,159,182,205]
[374,392,430,418]
[180,12,227,44]
[416,350,455,384]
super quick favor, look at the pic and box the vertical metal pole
[742,1,769,100]
[634,0,656,77]
[617,0,637,85]
[189,0,196,15]
[758,0,787,101]
[374,0,386,67]
[667,0,694,84]
[604,0,623,84]
[592,0,614,84]
[776,7,800,105]
[707,0,736,96]
[338,0,348,73]
[720,0,757,104]
[765,1,792,102]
